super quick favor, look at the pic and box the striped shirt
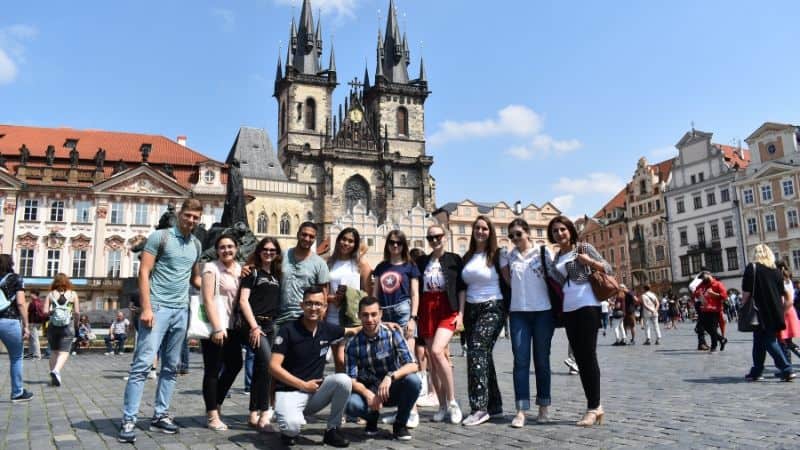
[345,324,414,389]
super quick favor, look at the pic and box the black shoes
[643,339,651,345]
[281,434,297,446]
[11,389,34,403]
[365,416,379,436]
[392,423,412,441]
[719,338,728,351]
[150,415,179,434]
[323,427,350,447]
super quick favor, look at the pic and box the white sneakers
[416,393,439,408]
[381,410,420,428]
[461,411,490,426]
[433,400,462,424]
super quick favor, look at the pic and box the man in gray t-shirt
[277,222,330,325]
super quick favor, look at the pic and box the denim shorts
[381,299,411,327]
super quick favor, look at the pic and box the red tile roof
[651,158,673,183]
[716,144,750,170]
[0,124,223,188]
[594,187,627,219]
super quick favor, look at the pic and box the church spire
[275,52,283,85]
[379,0,410,83]
[363,63,370,89]
[291,0,321,74]
[328,42,337,73]
[418,57,426,83]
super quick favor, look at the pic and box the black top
[272,318,344,391]
[0,272,24,320]
[241,268,281,319]
[742,263,786,332]
[415,252,466,312]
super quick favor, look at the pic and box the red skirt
[418,291,457,338]
[780,308,800,340]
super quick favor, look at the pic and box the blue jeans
[0,318,24,398]
[510,310,555,409]
[750,329,792,377]
[243,344,254,390]
[105,333,127,354]
[122,304,188,421]
[345,373,421,425]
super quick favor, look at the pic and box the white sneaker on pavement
[448,400,462,424]
[416,393,439,408]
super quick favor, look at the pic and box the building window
[792,249,800,272]
[698,172,704,182]
[788,210,800,229]
[746,217,757,235]
[761,184,773,202]
[134,203,149,225]
[724,219,734,237]
[396,107,409,136]
[655,245,665,261]
[107,250,121,278]
[257,213,268,234]
[23,199,38,221]
[304,98,316,130]
[46,249,60,278]
[676,199,685,214]
[110,203,124,224]
[693,196,702,210]
[279,214,290,235]
[696,225,706,246]
[765,214,777,233]
[680,256,690,277]
[690,254,703,273]
[620,246,626,261]
[691,175,696,184]
[536,228,543,237]
[708,252,723,273]
[75,201,91,223]
[679,229,688,246]
[720,188,730,202]
[743,189,754,204]
[50,201,65,222]
[710,223,720,241]
[131,252,141,277]
[19,249,34,277]
[609,248,615,264]
[459,224,466,234]
[706,192,716,206]
[655,199,661,211]
[726,247,739,271]
[783,179,795,197]
[72,250,87,278]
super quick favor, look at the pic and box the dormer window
[203,170,215,184]
[768,144,776,154]
[64,138,79,149]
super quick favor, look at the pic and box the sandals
[207,417,228,431]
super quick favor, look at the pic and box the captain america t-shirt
[373,261,421,307]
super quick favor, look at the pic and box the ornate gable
[16,232,38,249]
[70,234,92,250]
[94,165,188,198]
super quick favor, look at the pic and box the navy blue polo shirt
[273,318,344,392]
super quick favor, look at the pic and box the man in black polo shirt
[270,286,351,447]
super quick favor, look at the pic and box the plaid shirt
[345,324,414,389]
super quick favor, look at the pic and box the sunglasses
[426,234,444,242]
[260,248,278,254]
[509,231,525,239]
[387,240,404,247]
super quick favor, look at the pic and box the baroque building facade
[664,129,749,292]
[0,124,226,311]
[734,122,800,269]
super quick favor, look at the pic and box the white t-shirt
[641,291,659,316]
[502,246,551,312]
[600,300,610,313]
[110,318,130,335]
[554,249,599,312]
[461,252,502,304]
[423,259,446,293]
[327,259,362,326]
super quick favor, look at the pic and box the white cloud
[211,8,236,32]
[274,0,359,18]
[0,24,37,85]
[552,172,625,196]
[429,105,543,145]
[648,145,677,161]
[505,134,582,159]
[551,194,575,212]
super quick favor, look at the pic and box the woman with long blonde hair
[742,244,794,381]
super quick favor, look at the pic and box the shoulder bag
[541,246,565,327]
[738,263,761,332]
[578,243,620,301]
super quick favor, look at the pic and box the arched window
[257,213,268,234]
[280,101,286,134]
[344,175,370,214]
[305,98,316,130]
[280,213,291,235]
[306,211,314,221]
[396,107,408,136]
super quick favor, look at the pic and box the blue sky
[2,0,799,218]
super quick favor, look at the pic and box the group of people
[2,196,796,447]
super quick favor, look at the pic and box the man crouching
[345,296,421,441]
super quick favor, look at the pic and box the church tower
[273,0,337,179]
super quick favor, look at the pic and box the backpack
[49,292,73,327]
[28,295,47,323]
[0,274,12,313]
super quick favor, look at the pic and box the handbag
[188,268,230,339]
[541,246,565,327]
[579,243,620,301]
[738,263,761,332]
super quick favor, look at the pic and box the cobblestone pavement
[1,323,799,449]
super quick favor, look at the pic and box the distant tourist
[104,311,130,355]
[640,285,661,345]
[25,290,45,360]
[43,273,79,387]
[693,270,728,353]
[118,198,203,443]
[72,314,94,354]
[0,254,34,403]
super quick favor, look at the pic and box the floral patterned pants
[465,299,506,413]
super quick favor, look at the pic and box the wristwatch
[385,371,395,382]
[410,315,418,321]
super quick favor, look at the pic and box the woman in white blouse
[548,216,611,427]
[501,218,555,428]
